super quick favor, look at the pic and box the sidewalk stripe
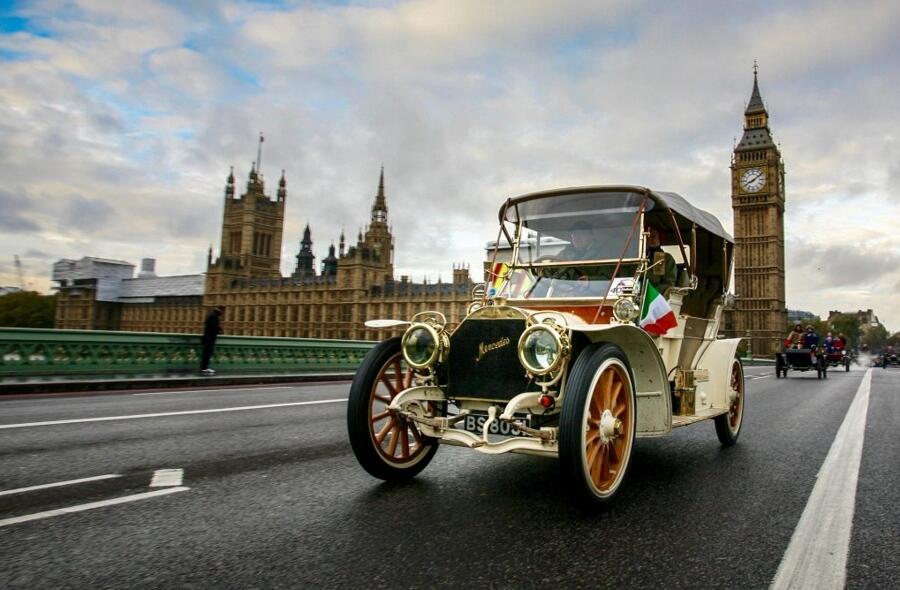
[0,474,122,497]
[0,398,347,430]
[0,487,190,528]
[770,369,872,590]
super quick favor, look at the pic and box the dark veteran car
[347,186,745,506]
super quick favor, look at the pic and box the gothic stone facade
[54,165,473,340]
[727,69,788,355]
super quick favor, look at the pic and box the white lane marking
[770,369,872,590]
[0,474,122,497]
[149,469,183,488]
[750,375,771,380]
[0,486,190,528]
[0,398,347,430]
[133,386,294,396]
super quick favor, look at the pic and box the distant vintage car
[776,345,826,379]
[883,348,899,369]
[823,347,850,372]
[347,186,744,506]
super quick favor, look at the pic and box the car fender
[695,338,742,410]
[568,323,672,437]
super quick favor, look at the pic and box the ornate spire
[256,131,265,173]
[736,64,774,151]
[371,166,387,223]
[321,242,338,277]
[277,169,286,201]
[292,221,315,280]
[225,166,235,198]
[339,230,346,256]
[745,60,766,115]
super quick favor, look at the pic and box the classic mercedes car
[347,186,744,506]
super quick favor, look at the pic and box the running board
[671,408,728,428]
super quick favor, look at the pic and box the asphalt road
[0,365,897,589]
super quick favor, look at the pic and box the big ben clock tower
[730,64,787,355]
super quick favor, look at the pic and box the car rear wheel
[347,337,438,481]
[715,359,744,446]
[559,343,636,507]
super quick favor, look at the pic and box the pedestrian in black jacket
[200,306,225,375]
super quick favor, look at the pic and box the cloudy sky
[1,0,899,330]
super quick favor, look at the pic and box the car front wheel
[559,343,636,507]
[347,337,438,481]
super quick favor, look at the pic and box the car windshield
[492,264,640,300]
[488,191,649,300]
[511,191,649,265]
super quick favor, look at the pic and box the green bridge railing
[0,328,376,377]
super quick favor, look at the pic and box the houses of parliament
[53,70,787,353]
[53,165,475,340]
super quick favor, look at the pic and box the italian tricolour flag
[640,281,677,336]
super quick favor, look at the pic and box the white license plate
[458,413,528,437]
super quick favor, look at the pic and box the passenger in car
[786,323,803,349]
[803,325,819,348]
[646,225,677,295]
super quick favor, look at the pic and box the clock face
[740,167,766,193]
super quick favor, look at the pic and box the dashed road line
[0,398,347,430]
[0,487,190,528]
[150,469,184,488]
[770,369,872,590]
[0,474,122,497]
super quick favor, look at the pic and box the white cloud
[1,0,899,332]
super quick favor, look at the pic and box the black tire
[775,355,782,378]
[715,359,744,446]
[559,343,636,507]
[845,360,850,372]
[347,337,438,481]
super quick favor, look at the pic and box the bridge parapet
[0,328,375,377]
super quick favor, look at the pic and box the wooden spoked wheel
[583,360,634,495]
[559,343,636,506]
[347,337,438,481]
[715,358,744,446]
[369,353,428,464]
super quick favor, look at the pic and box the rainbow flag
[488,263,509,296]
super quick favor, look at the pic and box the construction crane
[13,255,27,290]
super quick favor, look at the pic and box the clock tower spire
[729,64,787,355]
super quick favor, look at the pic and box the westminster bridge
[0,329,897,588]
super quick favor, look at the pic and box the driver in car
[539,222,603,294]
[559,221,601,260]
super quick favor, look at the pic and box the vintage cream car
[347,186,744,506]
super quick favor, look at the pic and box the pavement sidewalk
[0,371,354,395]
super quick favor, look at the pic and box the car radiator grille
[446,318,537,401]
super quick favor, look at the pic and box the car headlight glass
[519,325,562,375]
[613,297,639,322]
[401,324,438,369]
